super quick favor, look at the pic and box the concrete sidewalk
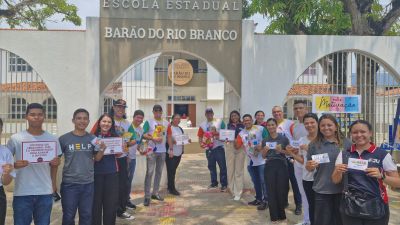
[4,153,400,225]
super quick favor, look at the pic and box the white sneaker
[233,196,241,201]
[118,212,135,220]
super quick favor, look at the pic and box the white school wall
[241,20,400,118]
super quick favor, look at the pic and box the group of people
[197,101,400,225]
[0,100,189,225]
[0,99,399,225]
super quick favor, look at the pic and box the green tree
[0,0,81,30]
[249,0,400,35]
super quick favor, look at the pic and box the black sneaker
[257,202,268,210]
[151,194,164,201]
[169,189,181,196]
[143,198,150,207]
[208,184,218,189]
[126,201,136,209]
[220,186,227,192]
[248,199,261,206]
[295,205,302,215]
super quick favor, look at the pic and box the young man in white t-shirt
[197,107,228,191]
[142,104,169,206]
[7,103,61,225]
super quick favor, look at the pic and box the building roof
[288,84,358,96]
[377,88,400,96]
[0,82,49,92]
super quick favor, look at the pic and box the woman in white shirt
[166,114,190,196]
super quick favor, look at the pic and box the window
[9,53,33,72]
[134,63,142,81]
[43,98,57,119]
[9,97,28,119]
[167,96,195,101]
[103,98,113,114]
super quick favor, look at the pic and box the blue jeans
[127,158,136,200]
[13,194,53,225]
[248,164,267,202]
[61,182,94,225]
[206,146,228,187]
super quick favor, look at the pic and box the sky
[43,0,269,33]
[1,0,393,33]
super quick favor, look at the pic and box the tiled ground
[4,153,400,225]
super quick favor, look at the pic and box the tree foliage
[0,0,81,30]
[249,0,400,35]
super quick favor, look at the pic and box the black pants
[92,173,119,225]
[303,180,315,225]
[117,157,129,216]
[286,158,302,206]
[314,192,342,225]
[165,155,182,191]
[265,160,289,222]
[341,202,389,225]
[0,186,6,225]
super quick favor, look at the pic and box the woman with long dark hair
[254,110,267,127]
[262,118,290,223]
[225,110,245,200]
[91,113,121,225]
[306,114,351,225]
[332,120,400,225]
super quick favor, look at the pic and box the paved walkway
[4,153,400,225]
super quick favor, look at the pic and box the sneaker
[151,194,164,201]
[247,199,261,206]
[126,201,136,209]
[208,184,218,189]
[169,189,181,196]
[220,186,227,192]
[295,205,302,215]
[257,201,268,210]
[143,198,150,207]
[233,196,241,201]
[118,212,135,220]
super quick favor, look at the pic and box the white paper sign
[290,140,301,148]
[348,158,368,171]
[102,137,123,155]
[175,134,190,146]
[265,142,277,149]
[219,130,235,141]
[311,153,330,164]
[22,141,58,163]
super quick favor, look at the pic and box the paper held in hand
[219,130,235,141]
[22,141,58,163]
[290,140,301,148]
[347,158,368,171]
[175,134,190,146]
[265,142,277,149]
[101,137,123,155]
[311,153,330,164]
